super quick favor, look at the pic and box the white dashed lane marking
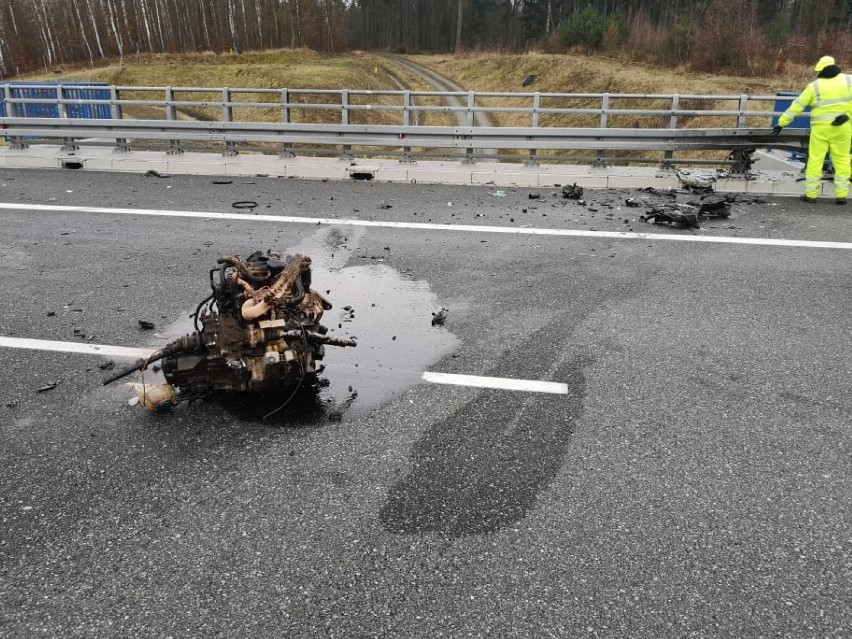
[0,337,567,395]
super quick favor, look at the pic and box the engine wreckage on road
[104,251,356,413]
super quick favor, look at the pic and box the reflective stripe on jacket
[779,74,852,127]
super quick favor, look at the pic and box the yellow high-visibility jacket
[779,73,852,127]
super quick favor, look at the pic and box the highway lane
[1,168,851,637]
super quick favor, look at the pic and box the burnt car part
[104,251,356,407]
[641,195,733,229]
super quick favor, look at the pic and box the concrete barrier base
[0,144,816,197]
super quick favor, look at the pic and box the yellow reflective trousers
[804,122,851,199]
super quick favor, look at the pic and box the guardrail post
[400,90,414,163]
[56,85,68,119]
[57,85,79,153]
[727,95,754,174]
[2,83,27,150]
[462,91,476,165]
[737,94,748,129]
[594,93,609,167]
[280,88,295,158]
[222,87,238,157]
[340,89,353,160]
[661,94,679,170]
[526,92,541,166]
[111,86,131,153]
[165,86,183,155]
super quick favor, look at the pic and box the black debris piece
[522,74,538,87]
[640,187,674,198]
[232,201,258,209]
[641,203,700,228]
[36,383,58,393]
[528,193,542,200]
[138,320,156,330]
[431,308,448,326]
[377,202,393,209]
[562,183,584,200]
[212,179,233,185]
[143,170,170,178]
[726,147,756,174]
[696,194,734,218]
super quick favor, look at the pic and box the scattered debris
[431,308,448,326]
[625,198,642,207]
[562,183,584,200]
[489,190,507,197]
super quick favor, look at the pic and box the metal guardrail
[0,83,809,168]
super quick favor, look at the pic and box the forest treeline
[2,0,851,79]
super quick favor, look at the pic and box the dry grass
[412,51,813,97]
[24,49,410,126]
[407,51,813,163]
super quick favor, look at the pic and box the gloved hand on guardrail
[832,114,850,126]
[771,125,783,135]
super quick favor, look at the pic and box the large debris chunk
[641,203,700,228]
[562,183,584,200]
[103,251,356,413]
[695,194,734,218]
[676,170,717,192]
[641,193,735,229]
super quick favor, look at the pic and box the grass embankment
[26,49,406,125]
[408,52,814,163]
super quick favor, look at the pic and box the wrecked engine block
[104,251,355,410]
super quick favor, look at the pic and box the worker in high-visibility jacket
[773,55,852,204]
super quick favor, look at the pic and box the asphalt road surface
[1,168,850,638]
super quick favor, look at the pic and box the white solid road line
[0,337,566,395]
[0,336,154,359]
[2,201,852,251]
[421,371,569,394]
